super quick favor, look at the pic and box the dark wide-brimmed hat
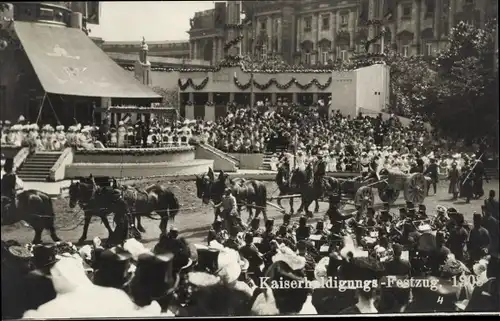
[100,246,132,262]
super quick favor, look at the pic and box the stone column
[207,92,214,104]
[292,93,298,104]
[412,0,422,53]
[448,0,456,33]
[296,16,301,51]
[312,93,318,103]
[212,38,217,64]
[331,11,336,52]
[193,41,198,60]
[277,17,282,53]
[229,92,235,102]
[271,92,277,104]
[434,0,441,39]
[218,38,223,61]
[349,9,355,49]
[368,0,375,53]
[267,16,273,49]
[188,92,194,102]
[189,41,193,59]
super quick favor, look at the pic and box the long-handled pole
[238,0,242,57]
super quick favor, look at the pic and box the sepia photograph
[0,0,498,318]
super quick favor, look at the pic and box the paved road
[2,179,498,248]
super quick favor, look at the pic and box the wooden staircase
[17,152,62,182]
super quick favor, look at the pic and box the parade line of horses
[1,166,344,245]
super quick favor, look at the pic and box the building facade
[189,0,497,65]
[100,40,190,59]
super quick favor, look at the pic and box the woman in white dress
[54,125,66,150]
[117,121,126,147]
[109,127,118,146]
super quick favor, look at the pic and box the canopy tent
[14,21,161,99]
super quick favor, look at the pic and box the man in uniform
[214,188,246,233]
[472,157,487,199]
[314,151,327,197]
[423,157,439,195]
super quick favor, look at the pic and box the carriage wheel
[404,173,427,204]
[354,186,374,212]
[378,185,400,205]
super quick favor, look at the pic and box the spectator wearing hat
[295,216,311,242]
[447,213,469,262]
[208,217,228,245]
[23,254,148,318]
[417,204,428,219]
[223,227,244,251]
[93,246,133,290]
[484,190,499,220]
[183,271,251,316]
[339,257,385,314]
[466,254,500,312]
[251,258,314,315]
[239,233,264,283]
[129,250,178,314]
[481,206,499,256]
[468,213,491,265]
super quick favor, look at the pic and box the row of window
[259,0,479,34]
[298,42,435,65]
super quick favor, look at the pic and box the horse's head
[290,168,306,188]
[68,181,81,208]
[68,180,95,208]
[196,169,229,205]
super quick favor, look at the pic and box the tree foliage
[432,20,498,144]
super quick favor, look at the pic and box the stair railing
[49,148,73,182]
[13,147,30,171]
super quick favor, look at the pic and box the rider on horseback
[314,152,327,197]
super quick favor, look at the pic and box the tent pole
[36,93,47,124]
[46,94,61,125]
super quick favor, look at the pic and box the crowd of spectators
[2,194,498,318]
[0,102,488,175]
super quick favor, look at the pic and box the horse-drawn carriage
[336,170,430,211]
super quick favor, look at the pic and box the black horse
[290,165,340,217]
[275,165,320,215]
[68,178,120,244]
[195,168,268,224]
[118,183,181,235]
[1,190,61,244]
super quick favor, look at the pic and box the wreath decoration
[178,77,209,91]
[233,76,332,91]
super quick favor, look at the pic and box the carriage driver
[214,188,246,232]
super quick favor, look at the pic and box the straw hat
[216,248,242,284]
[56,125,64,131]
